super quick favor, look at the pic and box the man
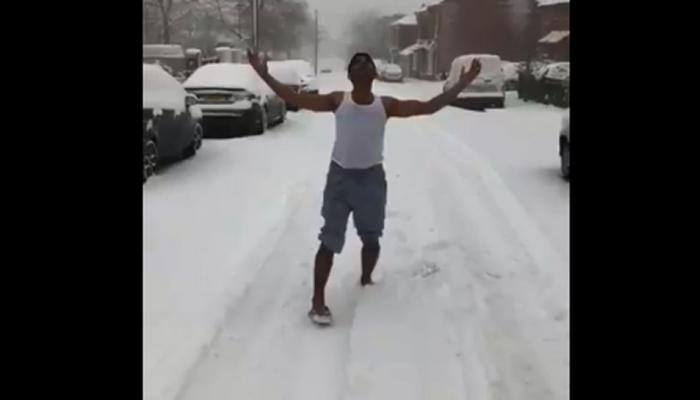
[247,50,481,325]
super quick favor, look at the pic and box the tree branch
[215,0,245,39]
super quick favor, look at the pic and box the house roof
[539,30,570,44]
[418,0,443,12]
[391,14,417,26]
[399,41,433,56]
[537,0,570,7]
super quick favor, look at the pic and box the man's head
[347,52,377,84]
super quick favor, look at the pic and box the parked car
[380,63,404,82]
[269,61,305,111]
[183,63,286,138]
[539,62,569,107]
[444,54,506,108]
[282,60,319,94]
[374,59,387,75]
[559,110,570,180]
[518,61,569,107]
[143,64,203,184]
[143,44,186,77]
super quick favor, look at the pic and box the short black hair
[348,52,376,71]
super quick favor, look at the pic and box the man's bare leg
[312,243,334,312]
[360,239,380,286]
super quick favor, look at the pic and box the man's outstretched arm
[384,59,482,118]
[247,49,340,112]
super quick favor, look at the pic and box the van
[444,54,506,108]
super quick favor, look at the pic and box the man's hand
[246,48,339,113]
[247,48,268,77]
[458,58,481,87]
[384,59,483,118]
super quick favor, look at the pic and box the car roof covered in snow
[183,63,263,93]
[268,62,304,85]
[143,64,186,112]
[278,59,314,76]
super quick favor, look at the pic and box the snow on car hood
[184,63,263,94]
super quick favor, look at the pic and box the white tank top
[331,92,387,169]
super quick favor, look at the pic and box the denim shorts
[318,161,387,253]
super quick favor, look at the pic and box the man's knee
[361,237,380,251]
[318,243,335,258]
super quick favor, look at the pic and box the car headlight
[231,99,254,110]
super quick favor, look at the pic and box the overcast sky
[304,0,427,38]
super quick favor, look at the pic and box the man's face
[348,55,376,82]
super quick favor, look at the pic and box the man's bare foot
[360,275,374,286]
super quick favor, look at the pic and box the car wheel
[183,123,203,158]
[143,139,158,184]
[560,141,570,180]
[252,105,267,135]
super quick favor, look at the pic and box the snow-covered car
[269,61,305,111]
[520,62,569,107]
[281,60,318,94]
[539,62,569,107]
[380,63,404,82]
[559,110,570,180]
[143,64,203,184]
[374,59,387,75]
[444,54,506,108]
[184,63,286,137]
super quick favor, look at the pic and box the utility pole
[314,9,318,75]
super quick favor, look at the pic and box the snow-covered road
[143,73,569,400]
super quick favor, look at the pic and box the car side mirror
[185,94,198,107]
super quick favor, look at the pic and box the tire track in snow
[173,171,363,400]
[420,117,569,399]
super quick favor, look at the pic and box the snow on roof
[537,0,569,7]
[399,41,431,56]
[391,14,417,26]
[143,44,185,59]
[453,54,501,62]
[539,30,570,44]
[183,63,263,94]
[143,64,186,113]
[419,0,443,12]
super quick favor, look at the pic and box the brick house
[390,14,419,76]
[536,0,569,61]
[399,0,530,80]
